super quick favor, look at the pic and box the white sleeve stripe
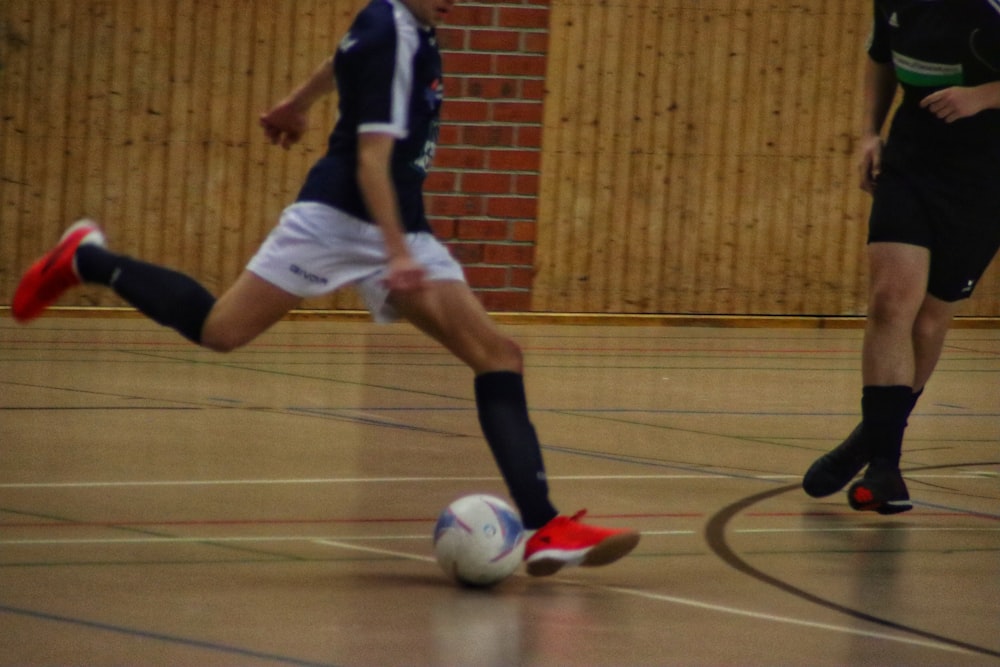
[359,122,408,138]
[989,0,1000,18]
[388,11,419,136]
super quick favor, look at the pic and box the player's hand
[920,86,986,124]
[259,101,308,149]
[858,134,883,194]
[383,255,427,293]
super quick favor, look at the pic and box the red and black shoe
[847,464,912,515]
[803,422,872,498]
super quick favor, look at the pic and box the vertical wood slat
[107,0,136,261]
[833,0,876,314]
[622,1,663,312]
[535,0,591,312]
[131,0,164,306]
[0,1,30,295]
[716,0,753,315]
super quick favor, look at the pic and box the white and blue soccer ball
[433,494,526,587]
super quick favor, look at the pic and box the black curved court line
[704,463,1000,660]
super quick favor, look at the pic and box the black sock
[861,385,914,469]
[474,371,558,530]
[76,245,215,344]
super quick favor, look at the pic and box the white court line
[6,525,1000,546]
[576,581,970,656]
[0,471,992,489]
[307,539,968,656]
[313,539,437,563]
[0,532,989,654]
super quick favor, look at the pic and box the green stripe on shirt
[892,51,964,87]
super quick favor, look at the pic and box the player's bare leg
[861,242,929,385]
[805,243,928,507]
[845,243,933,513]
[911,293,958,391]
[200,271,302,352]
[389,279,522,374]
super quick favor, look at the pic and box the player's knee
[199,327,248,353]
[867,283,923,327]
[867,297,913,328]
[478,334,523,374]
[500,337,524,371]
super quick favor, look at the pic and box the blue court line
[0,604,339,667]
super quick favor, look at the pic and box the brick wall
[433,2,550,312]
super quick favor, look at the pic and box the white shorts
[246,202,466,323]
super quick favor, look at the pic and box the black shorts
[868,162,1000,302]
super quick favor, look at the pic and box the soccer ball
[433,494,526,587]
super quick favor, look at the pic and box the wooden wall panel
[0,0,365,312]
[1,0,997,317]
[534,0,998,316]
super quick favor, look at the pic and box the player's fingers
[860,155,879,192]
[385,269,427,293]
[260,122,280,144]
[860,170,876,193]
[919,90,943,109]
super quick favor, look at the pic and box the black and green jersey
[869,0,1000,167]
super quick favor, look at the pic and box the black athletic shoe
[847,465,912,515]
[802,423,871,498]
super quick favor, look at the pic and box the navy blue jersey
[868,0,1000,170]
[296,0,443,233]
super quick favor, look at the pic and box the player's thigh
[867,242,930,307]
[390,280,522,374]
[201,270,301,351]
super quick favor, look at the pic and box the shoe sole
[525,531,641,577]
[848,483,912,515]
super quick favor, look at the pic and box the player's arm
[919,81,1000,123]
[259,56,336,149]
[920,14,1000,123]
[356,132,426,292]
[859,58,898,193]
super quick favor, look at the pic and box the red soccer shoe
[12,219,106,322]
[524,510,641,577]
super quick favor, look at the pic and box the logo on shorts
[290,264,328,285]
[339,33,359,53]
[960,279,975,296]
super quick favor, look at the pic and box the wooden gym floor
[1,316,997,666]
